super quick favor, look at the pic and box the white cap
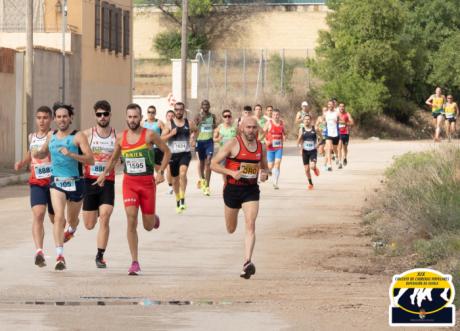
[301,101,308,107]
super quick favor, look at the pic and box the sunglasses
[96,111,110,118]
[223,115,232,118]
[147,111,156,114]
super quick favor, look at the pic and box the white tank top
[84,127,116,179]
[29,133,52,183]
[325,110,339,138]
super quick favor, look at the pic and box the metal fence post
[242,48,246,98]
[206,50,211,99]
[261,49,265,93]
[224,49,228,99]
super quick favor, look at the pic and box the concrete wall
[0,32,71,52]
[134,5,329,59]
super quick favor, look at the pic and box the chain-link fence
[135,48,314,107]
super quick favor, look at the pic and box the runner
[162,102,197,213]
[324,100,340,171]
[315,107,328,159]
[210,116,269,279]
[264,105,273,121]
[82,100,117,268]
[195,100,217,196]
[295,101,310,128]
[236,105,254,131]
[426,87,446,142]
[143,105,165,173]
[296,114,320,190]
[444,95,459,142]
[95,103,171,275]
[33,103,94,271]
[214,109,237,149]
[264,108,286,189]
[337,102,354,169]
[165,110,175,194]
[254,104,267,144]
[14,106,55,267]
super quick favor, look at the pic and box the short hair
[339,102,345,106]
[254,104,262,109]
[222,109,231,116]
[273,108,280,113]
[126,103,142,115]
[243,105,252,112]
[93,100,111,112]
[36,106,52,116]
[148,105,156,111]
[304,114,311,119]
[166,110,175,115]
[266,105,273,110]
[175,102,185,109]
[331,97,338,102]
[53,102,74,116]
[201,99,210,104]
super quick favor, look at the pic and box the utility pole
[25,0,33,137]
[180,0,188,104]
[61,0,67,102]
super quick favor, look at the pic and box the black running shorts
[302,150,318,165]
[169,152,192,177]
[83,178,115,211]
[223,184,260,209]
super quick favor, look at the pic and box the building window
[123,11,130,56]
[95,0,101,47]
[116,8,122,54]
[101,1,110,50]
[109,4,116,52]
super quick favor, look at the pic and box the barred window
[101,2,110,49]
[95,0,101,47]
[123,11,130,56]
[109,4,116,52]
[116,8,122,54]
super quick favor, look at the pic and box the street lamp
[55,0,62,14]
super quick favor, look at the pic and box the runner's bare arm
[94,136,122,186]
[61,132,94,165]
[32,132,52,159]
[14,133,33,170]
[425,95,434,106]
[348,114,355,127]
[161,122,177,140]
[295,112,302,124]
[213,127,221,143]
[148,131,171,184]
[296,128,303,147]
[189,120,198,147]
[210,138,241,180]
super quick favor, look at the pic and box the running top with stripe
[197,113,215,141]
[143,120,161,136]
[225,136,262,186]
[29,132,52,186]
[267,120,285,151]
[121,128,154,176]
[338,112,351,135]
[84,127,116,181]
[432,96,444,113]
[301,126,317,151]
[49,130,82,178]
[325,111,339,138]
[445,102,457,118]
[168,119,191,154]
[257,116,267,143]
[218,124,237,147]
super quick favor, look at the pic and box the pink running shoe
[63,229,74,243]
[128,261,141,276]
[154,215,160,229]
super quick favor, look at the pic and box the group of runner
[426,87,459,142]
[15,97,354,279]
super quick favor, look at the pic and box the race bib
[34,163,52,179]
[172,141,188,153]
[303,141,315,151]
[240,162,259,179]
[272,139,282,148]
[445,113,455,119]
[125,158,146,174]
[339,123,346,128]
[90,162,106,176]
[54,177,76,192]
[200,123,213,133]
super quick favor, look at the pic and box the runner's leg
[242,201,259,262]
[125,206,139,262]
[224,206,239,234]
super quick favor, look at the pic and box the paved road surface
[0,140,446,330]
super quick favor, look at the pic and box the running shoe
[34,251,46,268]
[55,255,66,271]
[332,155,335,161]
[343,158,347,166]
[203,186,210,196]
[240,261,256,279]
[176,206,183,214]
[63,229,74,243]
[166,186,174,195]
[323,164,328,171]
[180,203,187,211]
[273,184,279,190]
[313,167,320,177]
[95,256,107,269]
[327,166,332,172]
[128,261,141,275]
[338,163,343,169]
[197,178,205,190]
[154,214,160,229]
[308,184,314,190]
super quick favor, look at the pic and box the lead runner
[211,117,269,279]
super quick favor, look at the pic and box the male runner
[254,104,267,144]
[316,107,328,159]
[195,100,217,196]
[210,116,269,279]
[33,103,94,271]
[295,101,310,127]
[143,105,165,172]
[15,106,55,267]
[162,102,197,213]
[297,115,320,189]
[444,95,459,142]
[95,103,171,275]
[264,109,286,189]
[264,105,273,121]
[214,109,237,149]
[324,100,340,171]
[337,102,354,168]
[165,110,175,194]
[426,87,446,142]
[82,100,117,268]
[236,105,254,131]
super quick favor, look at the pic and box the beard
[127,121,140,130]
[244,132,256,141]
[98,120,109,128]
[175,113,183,120]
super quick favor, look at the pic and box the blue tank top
[143,120,161,135]
[49,130,81,178]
